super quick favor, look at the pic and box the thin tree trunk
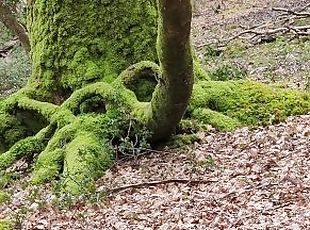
[0,0,30,52]
[147,0,194,141]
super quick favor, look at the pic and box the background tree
[0,0,29,51]
[1,0,310,194]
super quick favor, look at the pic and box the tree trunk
[0,0,194,194]
[147,0,193,141]
[27,0,159,101]
[0,0,30,52]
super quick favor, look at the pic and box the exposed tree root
[2,73,310,194]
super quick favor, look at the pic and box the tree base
[1,65,310,194]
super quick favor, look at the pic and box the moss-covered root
[117,61,160,102]
[31,128,113,194]
[191,108,241,131]
[190,80,310,129]
[0,113,27,152]
[0,95,58,152]
[0,137,44,170]
[62,133,113,194]
[61,82,126,115]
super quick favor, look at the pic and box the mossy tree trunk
[0,0,194,193]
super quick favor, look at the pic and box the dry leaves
[1,114,309,229]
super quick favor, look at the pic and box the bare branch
[105,178,218,194]
[196,3,310,49]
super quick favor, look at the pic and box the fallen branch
[105,178,218,194]
[272,7,310,17]
[0,38,19,58]
[196,4,310,49]
[226,25,310,45]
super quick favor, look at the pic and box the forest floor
[1,0,310,229]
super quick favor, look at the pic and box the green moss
[0,94,57,152]
[177,119,210,133]
[0,112,27,151]
[190,80,310,129]
[62,133,113,194]
[28,0,159,98]
[118,61,160,102]
[0,137,44,170]
[191,108,241,131]
[0,220,13,230]
[168,134,201,148]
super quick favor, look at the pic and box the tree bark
[147,0,194,141]
[27,0,158,101]
[0,0,30,52]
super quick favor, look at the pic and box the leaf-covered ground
[1,0,310,229]
[1,114,310,229]
[193,0,310,89]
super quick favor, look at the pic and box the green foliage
[0,172,18,188]
[0,190,10,204]
[204,45,222,58]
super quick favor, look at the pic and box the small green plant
[187,150,215,172]
[0,190,10,204]
[194,157,215,169]
[12,206,29,229]
[204,45,222,58]
[209,63,247,81]
[0,172,18,188]
[0,219,14,230]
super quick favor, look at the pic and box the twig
[196,4,310,49]
[106,178,217,194]
[0,38,19,58]
[272,7,310,17]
